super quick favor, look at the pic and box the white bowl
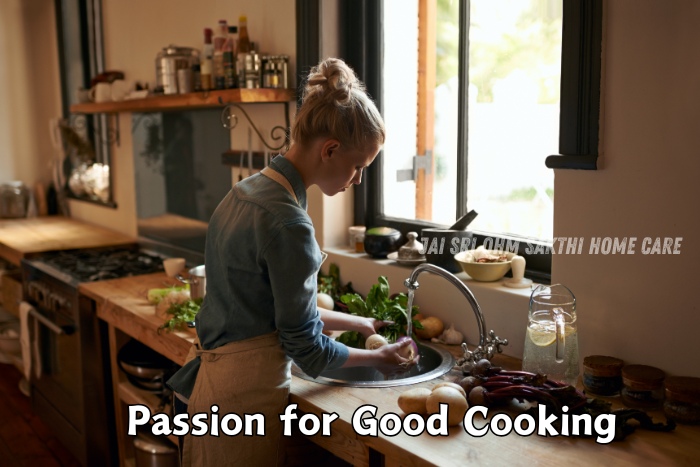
[454,249,514,282]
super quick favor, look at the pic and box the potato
[433,381,467,399]
[397,387,431,415]
[415,316,444,340]
[426,387,468,426]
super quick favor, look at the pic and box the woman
[167,57,414,466]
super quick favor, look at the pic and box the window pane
[467,0,560,239]
[382,0,420,220]
[382,0,561,241]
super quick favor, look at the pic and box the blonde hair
[291,58,385,151]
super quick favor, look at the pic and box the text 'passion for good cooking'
[128,403,618,444]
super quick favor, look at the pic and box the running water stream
[405,288,415,338]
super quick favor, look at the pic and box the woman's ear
[321,139,341,161]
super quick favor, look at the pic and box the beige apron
[181,332,291,466]
[180,167,299,466]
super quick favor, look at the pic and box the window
[55,0,114,206]
[341,0,602,281]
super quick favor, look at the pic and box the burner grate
[39,247,164,283]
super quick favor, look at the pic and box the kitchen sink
[292,342,455,388]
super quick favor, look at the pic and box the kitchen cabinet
[80,273,193,467]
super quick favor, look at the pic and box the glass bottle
[237,15,251,85]
[213,19,228,90]
[224,26,238,88]
[200,28,213,91]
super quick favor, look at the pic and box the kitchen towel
[18,301,42,381]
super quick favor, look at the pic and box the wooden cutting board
[0,216,136,266]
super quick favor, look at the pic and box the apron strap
[261,166,299,207]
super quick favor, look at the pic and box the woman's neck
[283,141,321,189]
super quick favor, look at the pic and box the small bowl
[454,249,514,282]
[363,227,402,258]
[163,257,186,277]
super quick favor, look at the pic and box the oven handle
[27,307,75,335]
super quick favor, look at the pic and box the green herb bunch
[158,298,203,333]
[337,276,422,348]
[317,263,355,303]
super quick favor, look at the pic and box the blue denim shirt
[167,156,349,398]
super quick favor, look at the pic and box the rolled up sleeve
[264,220,349,378]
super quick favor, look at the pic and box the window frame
[54,0,115,207]
[341,0,602,283]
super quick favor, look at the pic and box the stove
[20,246,166,466]
[29,246,165,285]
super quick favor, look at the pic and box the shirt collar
[269,155,308,210]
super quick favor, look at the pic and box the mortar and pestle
[421,210,478,273]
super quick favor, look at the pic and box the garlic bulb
[431,324,463,345]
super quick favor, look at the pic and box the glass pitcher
[522,284,579,386]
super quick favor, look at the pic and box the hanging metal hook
[218,97,289,151]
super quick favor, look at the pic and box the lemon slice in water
[527,327,556,347]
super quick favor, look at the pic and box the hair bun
[305,58,361,105]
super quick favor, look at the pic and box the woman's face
[317,141,380,196]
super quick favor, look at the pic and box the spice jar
[582,355,624,397]
[621,364,665,409]
[664,376,700,425]
[348,226,366,252]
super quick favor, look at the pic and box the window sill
[322,246,537,360]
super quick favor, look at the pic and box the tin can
[156,45,199,95]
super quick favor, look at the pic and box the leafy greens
[338,276,422,348]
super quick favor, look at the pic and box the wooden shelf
[70,88,295,114]
[117,381,179,446]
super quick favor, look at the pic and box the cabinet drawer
[1,270,22,317]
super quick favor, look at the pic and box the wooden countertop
[83,273,700,466]
[0,216,137,266]
[79,272,195,365]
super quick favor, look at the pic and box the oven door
[27,300,84,431]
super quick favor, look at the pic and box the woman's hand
[341,338,418,375]
[373,339,418,374]
[357,317,392,340]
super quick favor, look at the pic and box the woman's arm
[319,308,386,339]
[319,309,415,373]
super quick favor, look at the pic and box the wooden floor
[0,362,81,467]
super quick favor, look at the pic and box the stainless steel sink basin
[292,342,455,388]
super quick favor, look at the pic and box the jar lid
[665,376,700,404]
[622,364,665,390]
[583,355,624,377]
[366,226,400,237]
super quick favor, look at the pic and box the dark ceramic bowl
[363,227,402,258]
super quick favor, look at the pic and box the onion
[396,336,420,365]
[365,334,389,350]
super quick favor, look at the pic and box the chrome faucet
[404,263,508,369]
